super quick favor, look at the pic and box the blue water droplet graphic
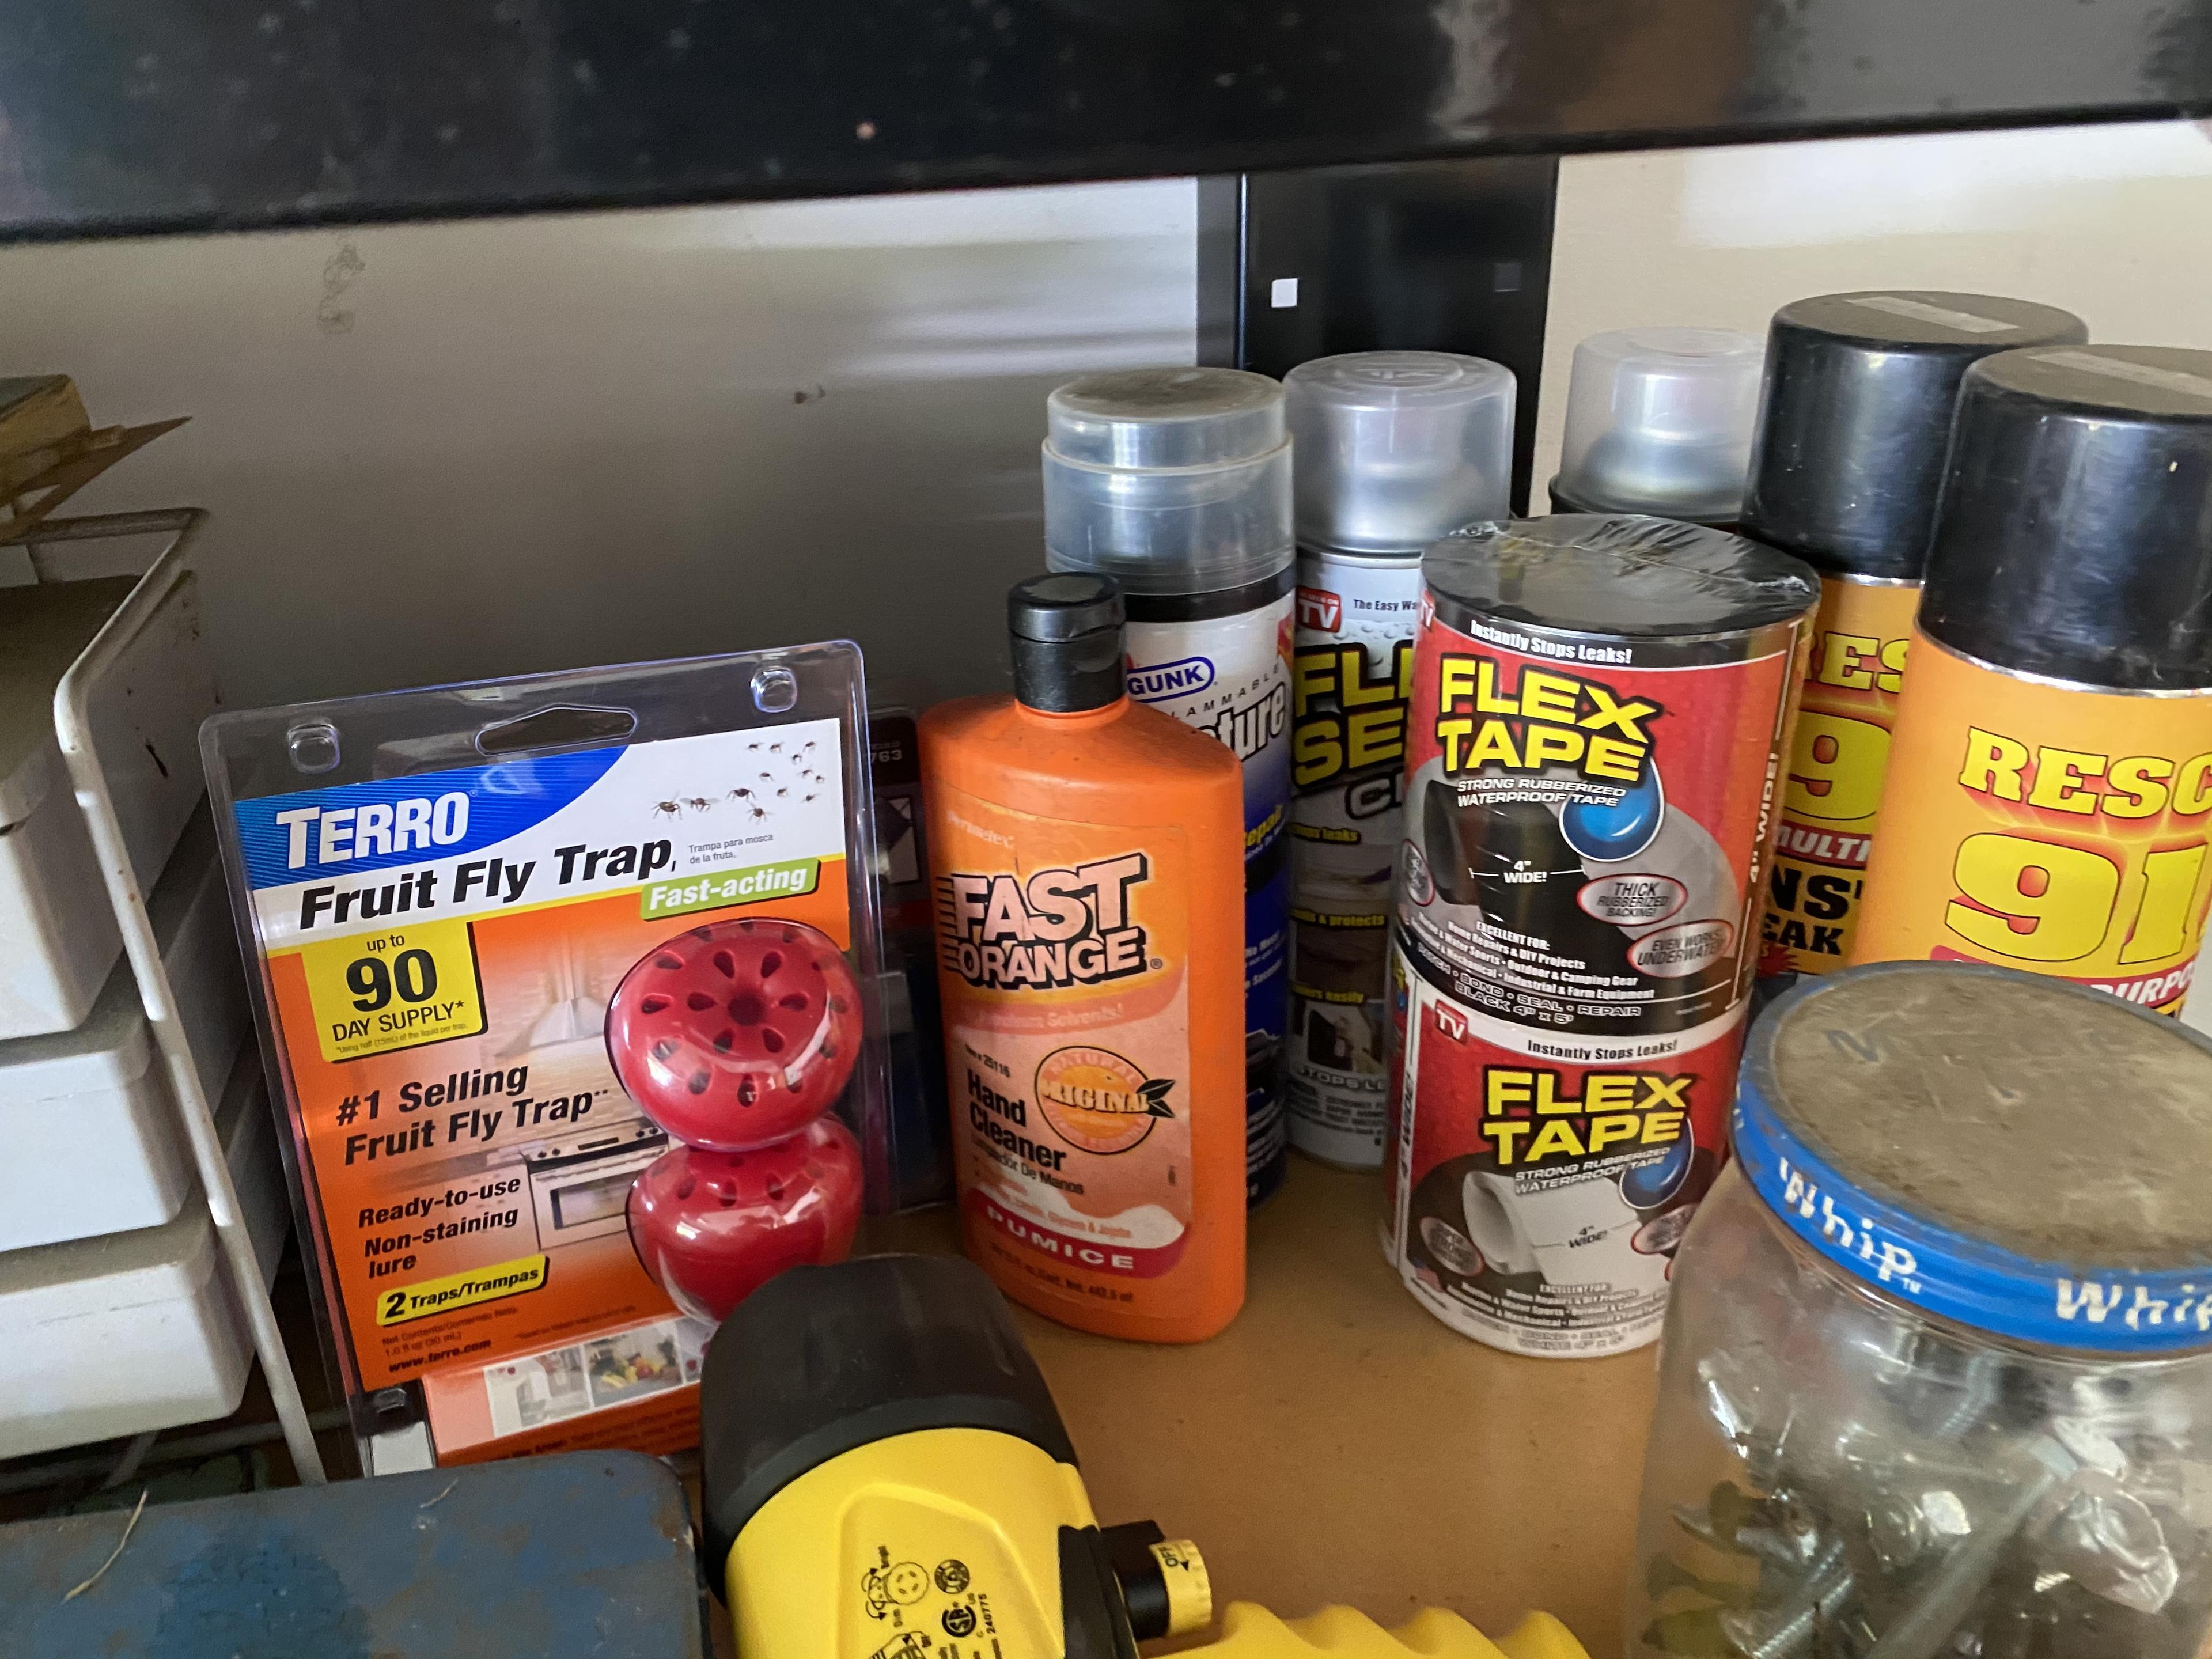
[1559,765,1664,862]
[1620,1135,1692,1209]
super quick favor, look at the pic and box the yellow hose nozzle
[1200,1602,1590,1659]
[1152,1539,1214,1637]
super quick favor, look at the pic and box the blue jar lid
[1734,961,2212,1356]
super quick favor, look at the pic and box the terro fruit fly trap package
[202,646,887,1468]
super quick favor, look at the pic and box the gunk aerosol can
[1742,293,2086,984]
[1281,353,1514,1170]
[1388,517,1817,1357]
[1044,369,1295,1205]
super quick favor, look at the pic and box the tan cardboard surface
[870,1157,1656,1655]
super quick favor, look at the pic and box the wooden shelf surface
[873,1158,1656,1654]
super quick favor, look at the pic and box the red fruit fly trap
[626,1123,865,1322]
[608,918,868,1321]
[606,918,864,1151]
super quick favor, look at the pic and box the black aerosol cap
[1742,291,2087,579]
[1007,571,1127,713]
[1919,345,2212,691]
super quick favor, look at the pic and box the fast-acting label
[230,723,852,1448]
[1851,630,2212,1014]
[1286,550,1421,1169]
[931,786,1195,1303]
[1759,574,1919,977]
[1126,594,1293,1204]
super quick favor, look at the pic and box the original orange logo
[1035,1046,1174,1155]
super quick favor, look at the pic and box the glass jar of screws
[1630,962,2212,1658]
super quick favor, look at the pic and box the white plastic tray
[0,810,249,1252]
[0,1046,286,1459]
[43,509,323,1479]
[0,568,215,1040]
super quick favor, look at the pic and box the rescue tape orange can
[1850,344,2212,1013]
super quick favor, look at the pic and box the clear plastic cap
[1555,327,1763,522]
[1283,352,1516,554]
[1043,368,1293,597]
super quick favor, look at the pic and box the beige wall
[1536,119,2212,502]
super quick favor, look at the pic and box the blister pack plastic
[203,645,887,1468]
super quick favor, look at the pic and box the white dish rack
[32,509,325,1482]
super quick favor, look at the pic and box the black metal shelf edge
[6,0,2210,240]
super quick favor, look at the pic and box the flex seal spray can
[1741,293,2087,985]
[1281,352,1514,1171]
[1043,369,1295,1206]
[1852,346,2212,1016]
[1386,516,1817,1356]
[921,574,1249,1343]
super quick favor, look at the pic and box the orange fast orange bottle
[920,573,1247,1342]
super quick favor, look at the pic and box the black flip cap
[1009,571,1127,713]
[1920,345,2212,691]
[1741,291,2087,579]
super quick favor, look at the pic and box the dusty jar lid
[1736,962,2212,1354]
